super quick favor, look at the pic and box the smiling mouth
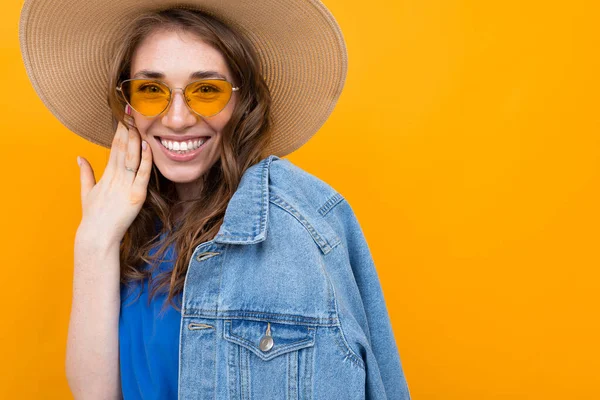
[155,136,211,153]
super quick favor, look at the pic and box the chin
[156,163,207,184]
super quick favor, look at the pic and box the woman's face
[128,29,237,187]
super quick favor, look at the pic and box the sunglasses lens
[185,79,233,116]
[121,79,170,116]
[119,79,234,117]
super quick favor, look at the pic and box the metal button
[259,322,274,352]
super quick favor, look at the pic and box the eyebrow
[132,69,228,80]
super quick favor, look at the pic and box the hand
[76,114,153,246]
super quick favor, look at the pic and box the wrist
[75,223,122,252]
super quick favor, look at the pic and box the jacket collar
[213,154,279,245]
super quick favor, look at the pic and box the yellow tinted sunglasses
[116,78,240,118]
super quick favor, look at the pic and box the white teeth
[160,138,208,153]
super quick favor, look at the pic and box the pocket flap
[223,319,316,361]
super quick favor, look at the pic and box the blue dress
[119,232,182,399]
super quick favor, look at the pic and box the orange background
[2,0,599,398]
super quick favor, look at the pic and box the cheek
[204,111,233,133]
[214,100,237,130]
[132,116,150,139]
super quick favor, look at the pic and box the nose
[160,88,199,130]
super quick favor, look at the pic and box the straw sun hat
[18,0,348,157]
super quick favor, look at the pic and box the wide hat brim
[19,0,347,157]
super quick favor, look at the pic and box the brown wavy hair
[105,7,273,316]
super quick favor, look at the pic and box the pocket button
[259,322,274,352]
[259,335,274,351]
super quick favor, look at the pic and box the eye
[137,83,167,94]
[195,84,222,94]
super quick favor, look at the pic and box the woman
[19,1,411,399]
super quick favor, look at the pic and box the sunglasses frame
[116,77,241,118]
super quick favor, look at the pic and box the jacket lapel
[213,154,279,245]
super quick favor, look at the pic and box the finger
[131,139,153,205]
[125,124,141,177]
[116,119,130,172]
[78,156,96,202]
[106,121,129,176]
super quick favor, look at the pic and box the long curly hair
[105,7,273,316]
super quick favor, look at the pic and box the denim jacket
[178,154,411,399]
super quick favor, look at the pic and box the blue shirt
[119,231,181,399]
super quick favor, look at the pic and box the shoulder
[268,157,340,206]
[266,157,350,254]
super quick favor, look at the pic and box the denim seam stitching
[258,154,271,237]
[315,247,365,369]
[183,310,337,322]
[243,345,250,400]
[213,317,218,400]
[331,292,366,369]
[304,341,314,400]
[318,192,345,216]
[291,349,299,399]
[183,315,336,326]
[224,329,315,361]
[316,255,338,325]
[332,324,365,369]
[287,351,292,400]
[215,244,227,322]
[227,325,238,400]
[269,193,331,253]
[316,250,365,368]
[214,247,227,400]
[225,333,315,354]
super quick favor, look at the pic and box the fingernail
[77,156,81,167]
[142,140,148,150]
[125,104,132,115]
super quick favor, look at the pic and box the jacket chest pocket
[223,318,317,400]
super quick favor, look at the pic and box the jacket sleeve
[334,198,411,400]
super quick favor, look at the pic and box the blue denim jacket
[178,154,411,399]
